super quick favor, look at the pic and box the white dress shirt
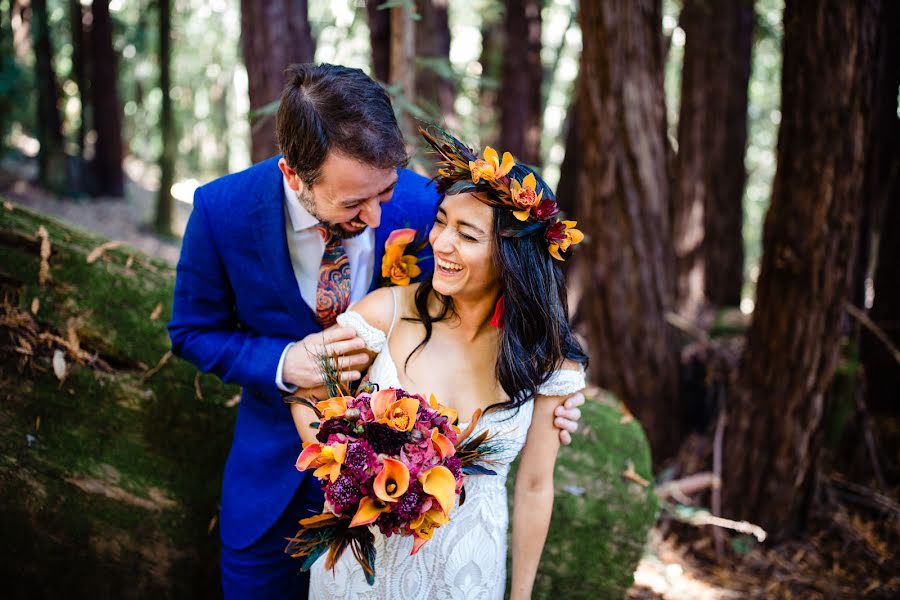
[276,176,376,391]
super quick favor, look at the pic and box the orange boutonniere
[381,228,427,286]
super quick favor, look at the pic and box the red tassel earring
[490,295,505,329]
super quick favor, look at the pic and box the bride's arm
[509,391,565,600]
[289,286,399,442]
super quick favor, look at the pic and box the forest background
[1,0,898,598]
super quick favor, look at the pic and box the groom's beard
[296,188,368,240]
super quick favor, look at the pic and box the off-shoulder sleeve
[336,311,387,353]
[537,365,586,396]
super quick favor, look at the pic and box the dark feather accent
[283,395,324,419]
[462,464,497,476]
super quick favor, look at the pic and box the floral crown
[419,126,583,261]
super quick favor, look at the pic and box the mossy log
[0,200,238,599]
[0,199,657,599]
[508,395,658,599]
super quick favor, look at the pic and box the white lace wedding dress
[308,294,585,599]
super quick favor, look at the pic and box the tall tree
[721,0,881,538]
[575,0,681,461]
[498,0,542,166]
[68,0,87,193]
[672,0,753,313]
[414,0,454,119]
[240,0,315,164]
[366,0,454,123]
[89,0,124,197]
[861,0,900,416]
[155,0,174,235]
[390,3,416,143]
[31,0,66,193]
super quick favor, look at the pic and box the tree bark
[31,0,66,193]
[240,0,315,164]
[721,0,881,539]
[366,0,390,83]
[415,0,454,120]
[861,0,900,416]
[575,0,681,462]
[155,0,174,235]
[477,8,504,143]
[68,0,88,194]
[389,4,416,144]
[498,0,542,166]
[672,0,753,313]
[88,0,124,197]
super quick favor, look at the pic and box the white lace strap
[335,311,387,353]
[537,366,586,396]
[387,287,400,341]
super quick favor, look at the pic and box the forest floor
[3,161,897,600]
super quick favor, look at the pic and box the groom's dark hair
[276,63,408,186]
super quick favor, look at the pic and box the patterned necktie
[315,224,351,328]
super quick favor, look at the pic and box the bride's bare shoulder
[348,283,422,334]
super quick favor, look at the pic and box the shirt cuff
[276,342,298,393]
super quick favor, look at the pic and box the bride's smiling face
[429,192,499,299]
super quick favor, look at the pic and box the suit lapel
[251,166,318,327]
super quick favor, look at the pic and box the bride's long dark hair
[405,167,588,412]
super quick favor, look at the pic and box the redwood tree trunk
[240,0,315,164]
[498,0,542,166]
[31,0,66,193]
[366,0,390,83]
[414,0,454,119]
[89,0,124,197]
[861,0,900,416]
[672,0,753,313]
[721,0,880,538]
[575,0,681,462]
[155,0,174,235]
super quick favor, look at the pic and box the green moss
[0,201,236,598]
[507,394,658,600]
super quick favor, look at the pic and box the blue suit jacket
[168,156,440,549]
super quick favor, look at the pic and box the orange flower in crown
[381,228,424,286]
[419,125,585,261]
[545,220,585,261]
[510,172,543,221]
[469,146,514,184]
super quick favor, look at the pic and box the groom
[168,63,584,599]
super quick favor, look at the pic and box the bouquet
[286,383,495,585]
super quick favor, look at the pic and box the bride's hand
[553,391,585,446]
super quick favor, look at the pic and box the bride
[291,128,588,599]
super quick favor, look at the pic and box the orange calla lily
[373,457,410,503]
[315,396,351,420]
[469,146,514,183]
[419,465,456,515]
[409,507,450,555]
[350,496,391,527]
[510,172,544,221]
[429,393,458,427]
[431,428,455,458]
[384,228,417,249]
[295,441,347,483]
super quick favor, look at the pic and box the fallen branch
[665,502,767,542]
[654,472,720,501]
[845,301,900,366]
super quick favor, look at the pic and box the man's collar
[282,175,319,232]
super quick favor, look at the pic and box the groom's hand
[554,392,585,446]
[282,327,369,389]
